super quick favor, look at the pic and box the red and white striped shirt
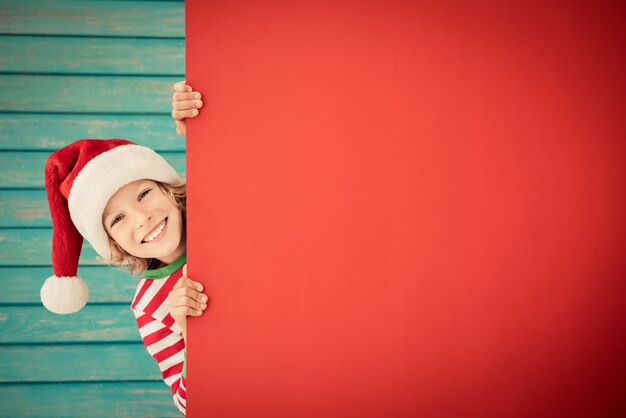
[131,253,188,416]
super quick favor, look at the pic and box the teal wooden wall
[0,1,186,416]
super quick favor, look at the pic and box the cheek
[165,215,184,241]
[110,226,135,247]
[174,211,184,230]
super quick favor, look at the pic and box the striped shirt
[131,252,188,416]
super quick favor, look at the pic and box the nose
[132,207,152,229]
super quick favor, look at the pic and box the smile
[142,218,167,243]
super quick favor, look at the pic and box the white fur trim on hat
[41,275,89,314]
[67,144,181,259]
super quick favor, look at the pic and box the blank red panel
[186,1,626,417]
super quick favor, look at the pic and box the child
[41,136,205,416]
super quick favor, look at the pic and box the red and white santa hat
[42,139,182,314]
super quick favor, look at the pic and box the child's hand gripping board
[185,1,626,417]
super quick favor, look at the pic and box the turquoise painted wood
[0,305,142,343]
[0,266,138,303]
[0,0,187,414]
[0,190,50,227]
[0,0,184,37]
[0,75,181,113]
[0,382,181,418]
[0,151,186,188]
[1,189,209,230]
[0,114,186,151]
[0,344,163,382]
[0,228,106,266]
[0,36,185,75]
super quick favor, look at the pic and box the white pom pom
[41,275,89,314]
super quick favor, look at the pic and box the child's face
[102,179,184,262]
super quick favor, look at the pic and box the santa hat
[42,139,182,314]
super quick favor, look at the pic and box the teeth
[143,219,166,243]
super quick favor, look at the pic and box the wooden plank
[0,304,142,344]
[0,266,138,304]
[0,382,181,418]
[0,183,193,228]
[0,344,165,382]
[0,151,186,188]
[0,75,180,113]
[0,36,185,75]
[0,223,192,266]
[0,190,49,227]
[0,0,184,37]
[0,228,102,266]
[0,114,186,152]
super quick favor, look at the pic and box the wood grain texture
[0,1,187,415]
[0,151,186,188]
[0,75,181,113]
[0,114,186,151]
[0,266,138,304]
[0,228,101,266]
[0,36,185,75]
[0,190,49,227]
[0,305,141,344]
[0,344,163,382]
[0,0,184,37]
[0,382,180,418]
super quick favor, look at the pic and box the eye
[139,188,151,201]
[111,214,124,227]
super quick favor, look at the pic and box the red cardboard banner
[185,1,626,417]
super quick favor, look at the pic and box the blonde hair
[107,181,186,276]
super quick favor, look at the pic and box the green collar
[142,252,187,279]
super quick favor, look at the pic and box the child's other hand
[168,264,208,333]
[172,80,203,136]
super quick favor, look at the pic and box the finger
[173,99,203,111]
[173,277,204,293]
[172,294,208,311]
[173,92,201,101]
[170,291,208,310]
[173,277,196,290]
[172,277,198,291]
[175,120,186,136]
[182,263,187,278]
[171,293,204,309]
[172,285,208,303]
[172,306,203,317]
[173,80,192,92]
[170,301,208,316]
[171,109,199,120]
[173,80,186,92]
